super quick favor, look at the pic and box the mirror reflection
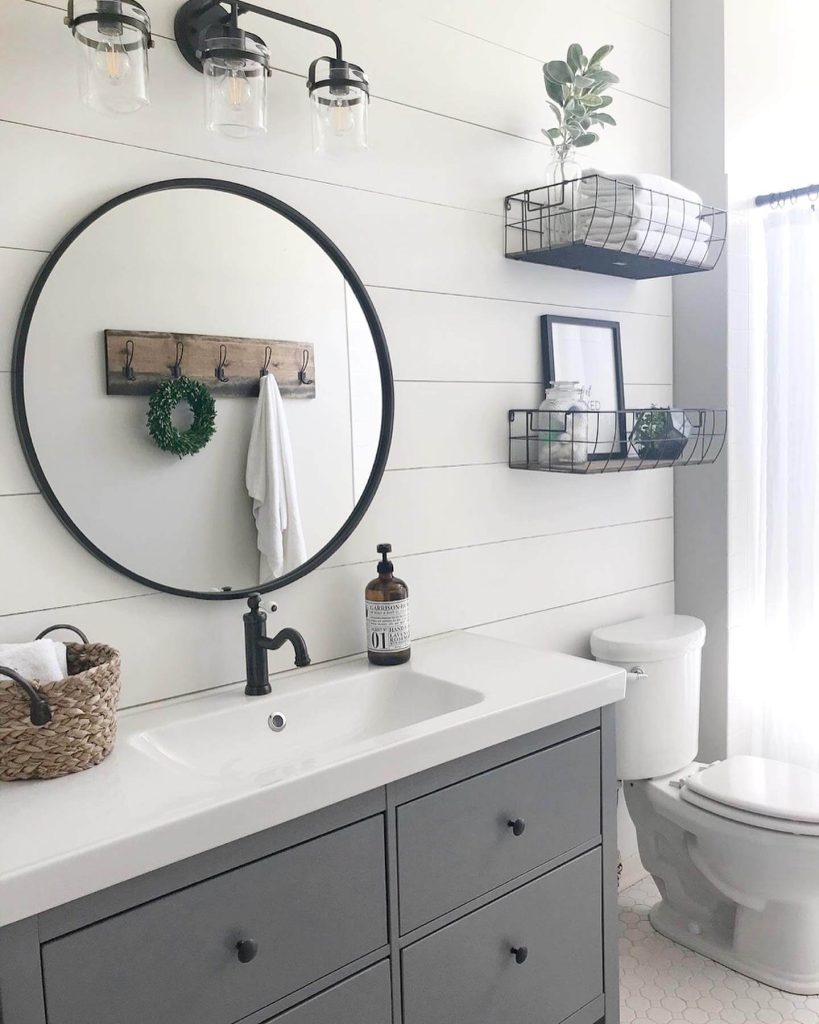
[21,186,385,595]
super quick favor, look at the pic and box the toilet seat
[680,755,819,836]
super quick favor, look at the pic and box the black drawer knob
[507,818,526,837]
[511,945,529,965]
[236,939,258,963]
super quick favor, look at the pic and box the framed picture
[540,315,627,459]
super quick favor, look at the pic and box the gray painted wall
[670,0,729,761]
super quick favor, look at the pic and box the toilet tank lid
[590,614,706,663]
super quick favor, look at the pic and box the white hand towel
[577,176,709,238]
[246,373,307,582]
[580,169,704,206]
[577,206,712,240]
[0,639,67,683]
[586,227,710,264]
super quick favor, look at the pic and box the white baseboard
[619,851,648,891]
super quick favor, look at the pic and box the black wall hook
[171,340,184,379]
[122,339,136,382]
[215,343,230,383]
[298,349,313,385]
[260,345,273,377]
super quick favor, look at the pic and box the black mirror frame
[11,178,395,601]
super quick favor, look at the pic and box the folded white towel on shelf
[0,639,67,683]
[577,207,712,241]
[579,169,703,205]
[577,174,708,235]
[575,171,710,239]
[580,219,711,247]
[246,372,307,583]
[585,227,710,264]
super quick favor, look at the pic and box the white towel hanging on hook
[246,373,307,582]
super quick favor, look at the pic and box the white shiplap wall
[1,0,673,711]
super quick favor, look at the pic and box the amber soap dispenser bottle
[366,543,410,665]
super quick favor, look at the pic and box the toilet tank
[590,614,706,780]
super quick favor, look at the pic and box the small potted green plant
[542,43,619,182]
[630,407,692,461]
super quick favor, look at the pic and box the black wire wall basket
[504,174,726,279]
[508,407,727,474]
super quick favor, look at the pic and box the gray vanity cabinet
[263,963,392,1024]
[41,817,387,1024]
[396,730,602,933]
[0,707,619,1024]
[401,849,603,1024]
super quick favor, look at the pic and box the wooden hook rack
[104,330,316,398]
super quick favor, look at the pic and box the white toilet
[591,614,819,995]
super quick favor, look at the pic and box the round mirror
[13,179,393,599]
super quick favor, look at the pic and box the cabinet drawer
[42,816,387,1024]
[397,731,600,932]
[266,962,391,1024]
[401,849,602,1024]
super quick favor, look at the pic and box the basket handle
[0,666,53,726]
[35,623,89,644]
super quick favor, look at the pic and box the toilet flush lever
[627,666,647,684]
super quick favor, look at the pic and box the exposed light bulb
[95,40,132,84]
[222,65,251,110]
[330,96,355,135]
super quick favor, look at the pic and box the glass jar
[537,381,589,467]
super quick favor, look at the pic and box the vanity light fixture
[65,0,154,114]
[174,0,370,151]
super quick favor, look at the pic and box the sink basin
[132,665,483,783]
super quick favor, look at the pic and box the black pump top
[377,543,394,574]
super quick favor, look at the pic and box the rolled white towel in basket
[584,226,710,264]
[0,639,68,683]
[577,170,711,237]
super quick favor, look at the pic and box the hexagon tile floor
[619,877,819,1024]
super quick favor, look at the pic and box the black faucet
[243,594,311,696]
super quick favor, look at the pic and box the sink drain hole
[268,712,287,733]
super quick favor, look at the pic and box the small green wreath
[146,376,216,458]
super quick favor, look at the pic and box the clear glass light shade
[70,0,151,114]
[309,60,369,155]
[202,35,270,139]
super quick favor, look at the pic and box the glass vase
[543,147,581,247]
[546,147,582,187]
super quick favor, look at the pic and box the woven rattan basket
[0,626,121,782]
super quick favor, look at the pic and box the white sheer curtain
[729,206,819,770]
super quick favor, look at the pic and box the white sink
[0,632,626,928]
[133,664,483,784]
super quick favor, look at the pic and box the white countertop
[0,631,624,927]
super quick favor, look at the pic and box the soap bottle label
[366,599,410,653]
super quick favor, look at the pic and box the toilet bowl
[592,614,819,994]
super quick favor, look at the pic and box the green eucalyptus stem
[542,43,619,169]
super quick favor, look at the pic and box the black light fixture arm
[233,1,342,60]
[174,0,343,72]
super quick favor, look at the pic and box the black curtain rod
[755,183,819,207]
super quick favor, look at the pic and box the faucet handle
[247,593,262,612]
